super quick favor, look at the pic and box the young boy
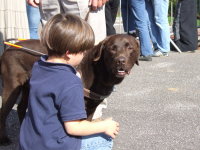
[19,14,119,150]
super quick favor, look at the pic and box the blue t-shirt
[19,55,87,150]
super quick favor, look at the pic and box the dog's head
[92,34,140,78]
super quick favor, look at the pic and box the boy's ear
[65,50,70,55]
[65,51,70,59]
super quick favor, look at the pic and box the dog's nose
[117,56,126,65]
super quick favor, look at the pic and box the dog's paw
[0,136,12,146]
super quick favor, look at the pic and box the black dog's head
[92,34,140,78]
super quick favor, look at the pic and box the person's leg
[105,0,116,35]
[150,0,170,53]
[121,0,136,33]
[39,0,62,25]
[110,0,119,24]
[174,0,198,51]
[80,133,113,150]
[60,0,81,17]
[26,4,41,39]
[145,0,159,50]
[173,1,181,42]
[105,0,119,35]
[121,0,128,32]
[130,0,153,57]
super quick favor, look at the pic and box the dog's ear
[135,60,139,66]
[92,41,105,61]
[92,36,111,61]
[133,37,140,66]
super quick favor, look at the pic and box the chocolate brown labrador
[0,34,140,145]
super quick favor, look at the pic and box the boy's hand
[27,0,40,7]
[103,118,119,138]
[88,0,109,11]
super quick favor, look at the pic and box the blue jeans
[26,4,41,39]
[146,0,170,52]
[130,0,153,56]
[121,0,136,32]
[81,133,113,150]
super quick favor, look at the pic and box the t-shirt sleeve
[58,84,87,122]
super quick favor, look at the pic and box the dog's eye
[125,42,130,47]
[110,45,117,52]
[128,47,133,51]
[125,42,133,50]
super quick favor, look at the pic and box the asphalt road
[0,50,200,150]
[105,50,200,150]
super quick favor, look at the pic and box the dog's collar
[84,88,111,101]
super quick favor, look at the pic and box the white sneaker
[153,50,169,57]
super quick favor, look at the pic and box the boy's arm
[64,118,119,138]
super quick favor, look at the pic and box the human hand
[103,118,119,138]
[27,0,40,7]
[88,0,109,11]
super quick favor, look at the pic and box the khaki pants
[39,0,106,44]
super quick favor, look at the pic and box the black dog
[0,34,140,145]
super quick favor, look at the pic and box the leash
[84,88,111,101]
[4,41,46,56]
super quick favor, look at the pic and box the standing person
[173,0,198,52]
[121,0,137,36]
[19,14,119,150]
[26,4,41,39]
[27,0,108,45]
[146,0,170,56]
[105,0,120,35]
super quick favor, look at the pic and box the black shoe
[182,50,196,53]
[139,55,152,61]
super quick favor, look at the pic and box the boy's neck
[47,56,68,64]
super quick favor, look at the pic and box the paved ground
[0,50,200,150]
[105,50,200,150]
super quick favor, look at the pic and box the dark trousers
[105,0,120,35]
[173,0,198,51]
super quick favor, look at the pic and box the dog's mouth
[116,68,130,77]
